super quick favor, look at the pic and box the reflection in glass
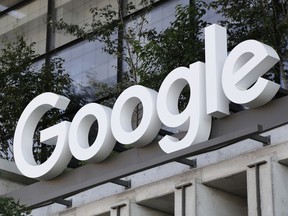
[55,40,117,85]
[54,0,118,48]
[0,0,48,55]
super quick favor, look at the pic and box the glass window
[126,0,161,14]
[0,0,24,11]
[32,58,45,71]
[147,0,189,32]
[55,40,117,85]
[0,0,48,55]
[54,0,118,48]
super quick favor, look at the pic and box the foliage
[78,75,134,108]
[0,34,77,162]
[209,0,288,87]
[51,0,155,85]
[50,0,157,129]
[51,1,207,110]
[0,197,31,216]
[139,1,207,90]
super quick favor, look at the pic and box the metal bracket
[54,198,72,208]
[251,135,271,146]
[176,158,197,168]
[278,87,288,97]
[229,102,244,113]
[158,129,174,136]
[111,179,131,189]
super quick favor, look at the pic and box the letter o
[111,85,161,147]
[69,103,116,162]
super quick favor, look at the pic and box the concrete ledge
[0,158,36,185]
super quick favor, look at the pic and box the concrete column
[111,201,170,216]
[175,181,195,216]
[197,180,247,216]
[247,159,272,216]
[271,160,288,215]
[175,179,247,216]
[247,157,288,216]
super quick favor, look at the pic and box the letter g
[13,93,72,180]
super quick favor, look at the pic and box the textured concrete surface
[3,124,288,215]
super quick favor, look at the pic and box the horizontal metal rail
[6,95,288,209]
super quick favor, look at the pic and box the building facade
[1,1,288,216]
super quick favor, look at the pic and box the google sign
[13,24,280,180]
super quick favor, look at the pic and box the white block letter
[222,40,280,107]
[14,93,72,180]
[205,24,229,118]
[111,85,161,147]
[69,103,116,162]
[157,62,212,153]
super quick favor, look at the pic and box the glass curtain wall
[52,0,119,84]
[0,0,200,86]
[0,0,47,54]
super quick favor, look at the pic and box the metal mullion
[45,0,55,63]
[117,0,125,83]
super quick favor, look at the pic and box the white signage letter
[205,24,229,118]
[69,103,116,162]
[14,93,72,180]
[222,40,280,107]
[157,62,212,153]
[111,85,161,147]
